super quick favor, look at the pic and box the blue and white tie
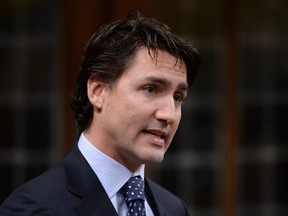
[121,176,146,216]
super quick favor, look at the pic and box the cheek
[124,98,148,116]
[116,102,141,125]
[174,111,182,126]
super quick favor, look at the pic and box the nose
[154,97,179,125]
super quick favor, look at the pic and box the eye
[143,85,156,94]
[173,93,185,104]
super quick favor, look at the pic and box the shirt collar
[77,133,145,199]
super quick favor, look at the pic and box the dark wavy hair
[71,11,201,135]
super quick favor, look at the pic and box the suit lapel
[145,178,168,216]
[74,184,118,216]
[63,145,118,216]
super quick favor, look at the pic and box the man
[0,11,201,215]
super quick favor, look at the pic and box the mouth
[143,129,167,141]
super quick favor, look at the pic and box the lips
[143,129,167,140]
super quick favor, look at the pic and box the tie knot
[121,176,145,203]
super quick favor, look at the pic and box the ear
[87,76,107,110]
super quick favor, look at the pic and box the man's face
[88,47,188,171]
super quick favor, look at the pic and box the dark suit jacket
[0,145,190,216]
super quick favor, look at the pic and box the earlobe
[87,76,106,109]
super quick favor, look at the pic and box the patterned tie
[121,176,146,216]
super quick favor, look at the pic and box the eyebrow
[144,76,189,92]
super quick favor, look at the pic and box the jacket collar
[145,178,167,216]
[63,145,118,216]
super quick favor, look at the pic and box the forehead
[142,48,184,68]
[128,47,187,76]
[116,48,188,91]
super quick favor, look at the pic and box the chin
[141,153,165,164]
[135,145,167,164]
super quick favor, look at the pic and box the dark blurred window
[0,0,62,203]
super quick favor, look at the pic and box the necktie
[121,176,146,216]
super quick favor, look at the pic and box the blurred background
[0,0,287,215]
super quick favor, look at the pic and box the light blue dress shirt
[78,133,154,216]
